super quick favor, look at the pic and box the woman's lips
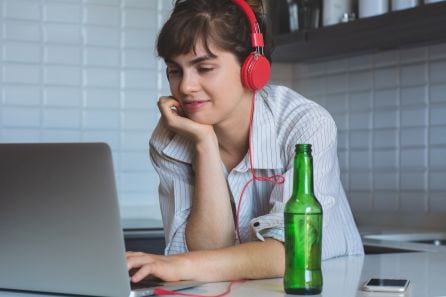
[181,100,209,112]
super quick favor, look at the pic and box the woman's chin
[186,114,215,125]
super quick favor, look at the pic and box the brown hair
[156,0,273,65]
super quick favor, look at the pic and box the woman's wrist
[194,132,219,155]
[174,253,197,281]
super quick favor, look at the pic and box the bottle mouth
[295,143,312,153]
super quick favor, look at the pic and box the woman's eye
[198,67,213,73]
[167,69,181,77]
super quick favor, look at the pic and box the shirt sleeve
[149,127,192,256]
[249,116,338,246]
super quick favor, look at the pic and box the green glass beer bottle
[284,144,323,295]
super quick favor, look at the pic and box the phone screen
[362,278,409,293]
[367,279,408,287]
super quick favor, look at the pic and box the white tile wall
[2,0,445,228]
[280,41,446,223]
[0,0,172,227]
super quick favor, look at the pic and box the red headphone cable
[235,92,285,244]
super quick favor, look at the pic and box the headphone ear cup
[240,53,271,91]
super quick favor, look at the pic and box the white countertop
[180,252,446,297]
[359,225,446,253]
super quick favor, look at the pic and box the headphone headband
[232,0,264,48]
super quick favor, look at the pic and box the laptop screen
[0,143,131,297]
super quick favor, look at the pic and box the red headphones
[232,0,271,91]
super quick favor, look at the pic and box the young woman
[126,0,363,283]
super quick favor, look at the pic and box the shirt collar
[162,133,195,164]
[161,91,283,170]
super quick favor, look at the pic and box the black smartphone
[362,278,410,293]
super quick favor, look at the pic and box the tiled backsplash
[0,0,172,226]
[271,43,446,229]
[2,0,445,229]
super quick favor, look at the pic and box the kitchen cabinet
[124,229,165,254]
[270,1,446,62]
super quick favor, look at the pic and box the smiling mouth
[182,100,210,112]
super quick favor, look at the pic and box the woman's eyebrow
[166,54,217,67]
[188,54,216,65]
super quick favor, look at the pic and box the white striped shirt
[149,85,364,260]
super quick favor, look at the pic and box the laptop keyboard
[130,278,163,290]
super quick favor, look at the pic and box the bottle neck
[292,151,314,198]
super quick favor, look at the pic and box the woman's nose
[179,72,199,94]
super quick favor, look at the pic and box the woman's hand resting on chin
[157,96,216,144]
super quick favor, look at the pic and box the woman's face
[166,40,252,128]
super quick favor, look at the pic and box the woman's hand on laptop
[126,251,192,282]
[127,239,285,282]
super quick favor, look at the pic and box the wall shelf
[272,2,446,63]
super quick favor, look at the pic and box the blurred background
[0,0,445,236]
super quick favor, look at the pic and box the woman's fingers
[158,96,183,118]
[127,253,155,269]
[126,252,188,282]
[131,263,155,283]
[156,96,215,143]
[126,253,159,282]
[157,96,193,131]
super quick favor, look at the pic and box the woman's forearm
[183,238,285,281]
[127,238,285,283]
[185,137,235,250]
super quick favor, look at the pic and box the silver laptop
[0,143,200,297]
